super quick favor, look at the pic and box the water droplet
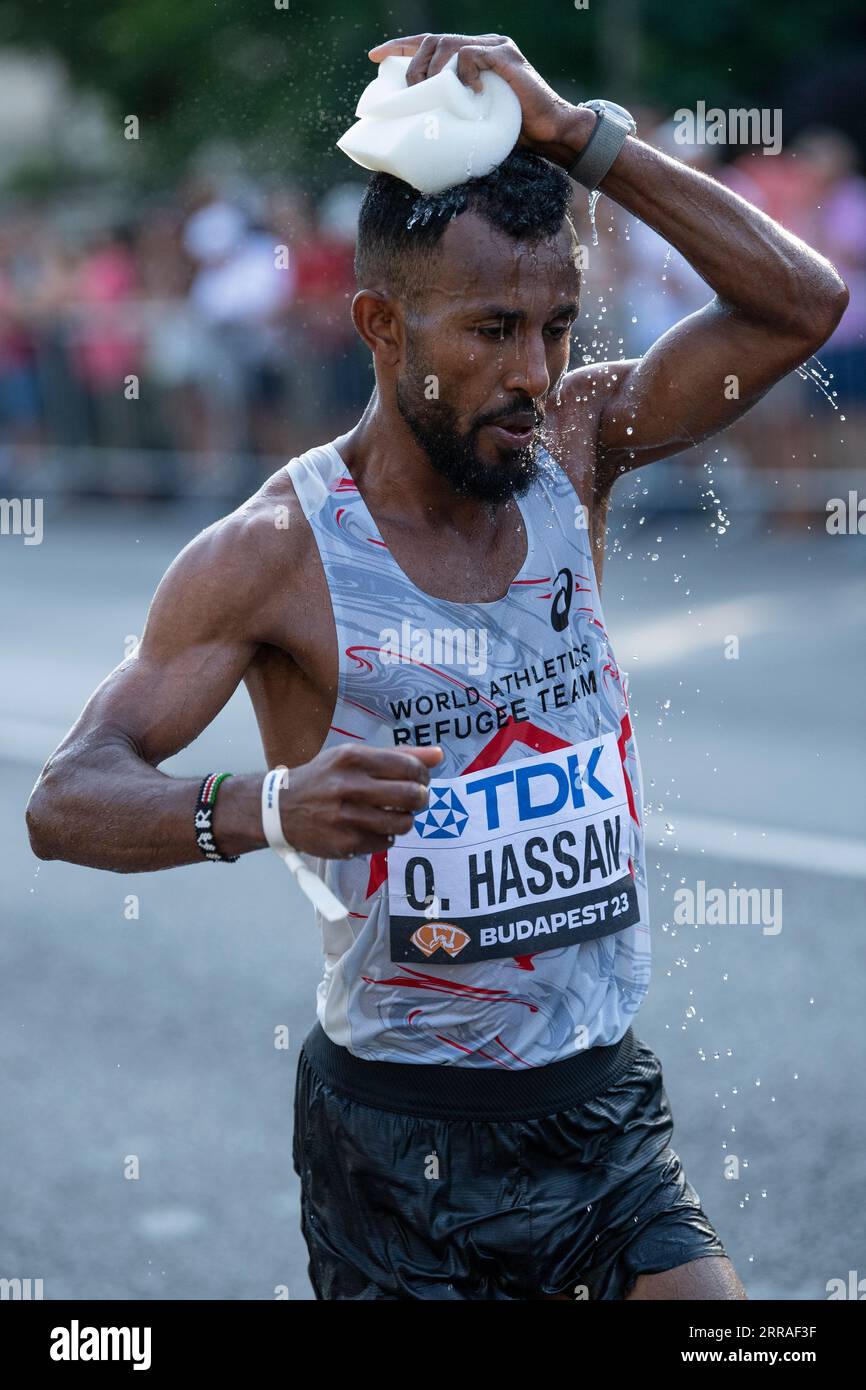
[587,188,602,247]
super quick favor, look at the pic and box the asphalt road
[2,485,864,1301]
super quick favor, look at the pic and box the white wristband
[261,766,348,923]
[262,766,292,853]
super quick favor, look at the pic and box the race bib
[387,732,640,964]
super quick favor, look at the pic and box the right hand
[279,744,444,858]
[367,32,579,157]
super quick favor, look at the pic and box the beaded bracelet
[195,773,239,863]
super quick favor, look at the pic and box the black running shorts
[292,1021,727,1300]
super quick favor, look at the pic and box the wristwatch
[568,99,636,190]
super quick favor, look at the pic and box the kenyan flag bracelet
[195,772,240,863]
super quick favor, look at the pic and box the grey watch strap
[568,107,633,190]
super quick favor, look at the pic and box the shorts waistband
[300,1021,638,1120]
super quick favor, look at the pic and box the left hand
[367,32,580,160]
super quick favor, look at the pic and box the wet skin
[25,29,848,1301]
[26,166,847,871]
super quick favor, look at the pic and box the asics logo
[550,567,573,631]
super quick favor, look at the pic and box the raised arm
[369,31,850,482]
[568,134,849,482]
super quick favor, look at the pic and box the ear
[352,290,403,366]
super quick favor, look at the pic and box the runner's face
[395,211,581,503]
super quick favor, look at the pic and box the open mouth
[484,415,537,448]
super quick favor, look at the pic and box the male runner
[26,33,847,1300]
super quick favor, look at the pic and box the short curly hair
[354,148,574,300]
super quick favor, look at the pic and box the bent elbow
[802,272,850,352]
[25,754,73,861]
[25,781,59,861]
[817,276,849,341]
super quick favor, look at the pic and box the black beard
[395,378,542,504]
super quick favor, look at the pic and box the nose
[502,328,551,402]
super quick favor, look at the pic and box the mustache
[473,401,545,430]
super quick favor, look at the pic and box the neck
[334,391,522,532]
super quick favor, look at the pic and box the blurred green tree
[1,0,862,187]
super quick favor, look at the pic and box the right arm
[25,510,437,872]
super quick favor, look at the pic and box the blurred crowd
[0,176,373,495]
[0,121,863,501]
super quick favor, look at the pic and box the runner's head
[353,150,580,502]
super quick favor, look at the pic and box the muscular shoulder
[545,361,639,585]
[145,466,314,647]
[547,359,638,499]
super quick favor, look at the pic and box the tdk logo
[465,749,612,832]
[414,787,469,839]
